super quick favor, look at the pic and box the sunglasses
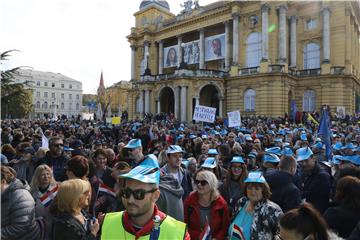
[120,187,157,200]
[194,179,208,186]
[52,143,64,148]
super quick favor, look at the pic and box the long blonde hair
[57,179,91,214]
[195,170,220,201]
[30,164,56,193]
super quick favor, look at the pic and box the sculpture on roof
[179,0,200,16]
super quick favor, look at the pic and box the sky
[1,0,217,94]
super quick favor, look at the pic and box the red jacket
[184,192,230,240]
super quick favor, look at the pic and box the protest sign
[111,117,121,125]
[227,111,241,127]
[193,105,216,123]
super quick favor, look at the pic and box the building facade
[14,69,83,119]
[127,0,360,121]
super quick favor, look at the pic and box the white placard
[336,106,345,119]
[227,111,241,127]
[193,105,216,123]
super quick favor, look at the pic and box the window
[303,90,316,112]
[69,94,72,100]
[76,94,79,100]
[303,43,320,69]
[306,19,317,30]
[246,32,262,67]
[69,84,72,89]
[135,97,141,113]
[44,92,48,98]
[36,81,40,86]
[43,102,48,109]
[51,92,55,98]
[36,101,40,108]
[69,102,72,110]
[61,93,64,99]
[36,92,40,97]
[244,89,256,111]
[52,83,55,87]
[44,82,48,87]
[76,103,80,110]
[61,102,64,109]
[61,84,64,88]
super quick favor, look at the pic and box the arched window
[246,32,262,67]
[43,102,48,109]
[135,97,141,113]
[36,101,40,108]
[303,43,320,69]
[244,89,256,111]
[303,90,316,112]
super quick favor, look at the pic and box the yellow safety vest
[101,211,187,240]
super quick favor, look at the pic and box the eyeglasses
[201,149,207,151]
[231,166,243,171]
[120,187,157,200]
[52,143,64,148]
[194,179,208,186]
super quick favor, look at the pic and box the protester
[66,155,90,180]
[184,170,230,240]
[1,165,41,240]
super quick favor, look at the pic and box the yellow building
[126,0,360,121]
[107,81,132,115]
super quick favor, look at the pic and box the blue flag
[318,108,331,160]
[290,100,297,122]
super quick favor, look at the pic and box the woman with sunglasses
[219,156,248,216]
[184,170,230,240]
[228,171,283,240]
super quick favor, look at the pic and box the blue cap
[167,145,184,154]
[265,147,282,156]
[300,133,307,141]
[312,142,324,149]
[248,152,257,159]
[277,129,286,136]
[178,127,184,131]
[201,134,208,139]
[275,138,283,143]
[245,136,253,141]
[296,147,313,161]
[332,155,342,165]
[125,139,142,149]
[263,153,280,163]
[281,147,294,156]
[283,142,291,147]
[201,157,217,169]
[267,130,275,136]
[182,159,190,168]
[63,146,74,152]
[332,142,343,151]
[341,143,355,150]
[208,149,219,155]
[231,156,245,164]
[244,171,266,183]
[189,134,197,139]
[342,155,360,166]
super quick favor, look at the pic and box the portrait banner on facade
[164,45,178,68]
[227,111,241,127]
[205,33,225,61]
[183,40,200,64]
[193,105,217,123]
[336,106,345,119]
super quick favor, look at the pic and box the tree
[1,50,34,119]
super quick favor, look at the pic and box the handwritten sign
[193,105,216,123]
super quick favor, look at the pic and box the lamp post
[179,42,188,69]
[144,52,152,76]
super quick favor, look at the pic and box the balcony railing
[330,66,345,75]
[268,64,285,73]
[289,68,321,77]
[140,68,228,81]
[239,67,260,76]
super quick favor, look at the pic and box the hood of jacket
[1,178,30,201]
[159,174,184,198]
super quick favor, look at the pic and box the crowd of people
[1,113,360,240]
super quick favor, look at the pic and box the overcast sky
[1,0,217,94]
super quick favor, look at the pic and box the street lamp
[144,52,152,76]
[179,42,188,69]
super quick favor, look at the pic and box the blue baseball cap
[341,143,355,150]
[332,155,342,165]
[312,142,324,150]
[263,153,280,163]
[300,133,308,141]
[265,147,282,156]
[208,149,219,155]
[281,147,294,156]
[201,157,217,169]
[341,155,360,166]
[125,139,142,149]
[189,134,197,139]
[248,152,257,159]
[244,171,266,183]
[231,156,245,164]
[167,145,184,154]
[296,147,313,161]
[332,142,343,151]
[275,138,283,143]
[245,135,253,141]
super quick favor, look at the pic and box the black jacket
[324,205,360,238]
[37,152,70,182]
[265,170,302,212]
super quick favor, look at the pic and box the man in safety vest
[101,156,190,239]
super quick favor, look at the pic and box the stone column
[177,36,182,68]
[180,86,187,122]
[144,41,150,69]
[224,21,230,69]
[261,4,270,61]
[278,5,287,63]
[158,41,164,74]
[194,96,200,123]
[156,99,160,114]
[144,90,150,114]
[322,7,331,63]
[131,45,136,80]
[174,86,179,119]
[139,90,144,117]
[290,16,297,67]
[218,96,223,118]
[199,29,205,69]
[232,13,240,64]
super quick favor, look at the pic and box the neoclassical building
[126,0,360,121]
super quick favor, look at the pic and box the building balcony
[330,66,345,75]
[268,64,285,73]
[140,68,228,81]
[289,68,321,77]
[238,67,260,76]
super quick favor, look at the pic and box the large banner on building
[205,33,225,61]
[183,41,200,64]
[227,111,241,127]
[193,105,217,123]
[164,45,178,68]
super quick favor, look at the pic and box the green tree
[1,50,34,119]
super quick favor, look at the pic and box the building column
[131,45,136,80]
[224,21,230,69]
[158,41,164,74]
[144,41,150,69]
[290,16,297,67]
[261,4,270,61]
[156,99,160,114]
[278,5,287,63]
[139,90,144,117]
[177,36,182,68]
[180,86,187,122]
[194,96,200,123]
[322,7,331,63]
[174,86,179,119]
[232,13,240,64]
[144,90,150,114]
[199,29,205,69]
[218,96,223,118]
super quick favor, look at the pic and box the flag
[318,108,332,160]
[290,100,297,121]
[199,222,211,240]
[96,104,103,120]
[98,183,116,198]
[41,132,49,148]
[231,224,245,240]
[39,185,59,207]
[307,113,319,125]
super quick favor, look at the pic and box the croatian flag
[199,222,211,240]
[39,185,59,207]
[232,224,245,240]
[98,183,116,198]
